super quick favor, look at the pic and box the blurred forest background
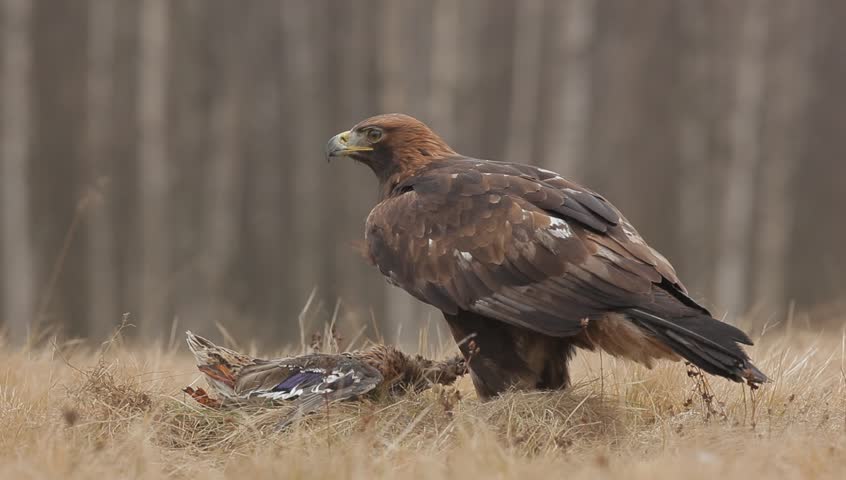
[1,0,844,347]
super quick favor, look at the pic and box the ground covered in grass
[1,328,844,479]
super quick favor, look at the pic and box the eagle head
[326,114,456,183]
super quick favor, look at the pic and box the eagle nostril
[339,132,349,144]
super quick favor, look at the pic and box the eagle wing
[365,158,709,338]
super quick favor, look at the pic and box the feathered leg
[443,310,574,399]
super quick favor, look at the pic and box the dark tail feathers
[625,308,769,386]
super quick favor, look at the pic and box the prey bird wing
[233,354,383,403]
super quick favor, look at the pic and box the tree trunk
[203,2,244,325]
[713,0,768,316]
[137,0,170,339]
[85,0,119,340]
[429,0,459,136]
[676,0,712,298]
[0,0,35,342]
[243,1,290,339]
[452,0,485,154]
[504,0,545,162]
[540,0,596,175]
[280,0,329,318]
[753,4,814,309]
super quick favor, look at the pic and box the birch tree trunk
[714,0,768,316]
[85,0,118,339]
[0,0,35,342]
[137,0,170,338]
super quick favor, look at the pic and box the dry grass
[0,326,844,480]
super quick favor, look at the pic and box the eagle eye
[365,128,383,143]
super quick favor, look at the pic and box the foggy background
[1,0,844,347]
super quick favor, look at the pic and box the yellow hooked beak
[326,130,374,161]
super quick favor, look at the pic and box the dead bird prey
[183,331,465,419]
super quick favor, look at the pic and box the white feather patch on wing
[621,221,646,245]
[453,250,474,264]
[538,168,564,181]
[259,387,306,400]
[548,217,573,240]
[255,369,359,401]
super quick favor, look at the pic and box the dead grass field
[1,324,844,480]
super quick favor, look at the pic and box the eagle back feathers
[365,158,700,338]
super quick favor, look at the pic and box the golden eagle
[327,114,767,399]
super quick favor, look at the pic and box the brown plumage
[327,113,768,399]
